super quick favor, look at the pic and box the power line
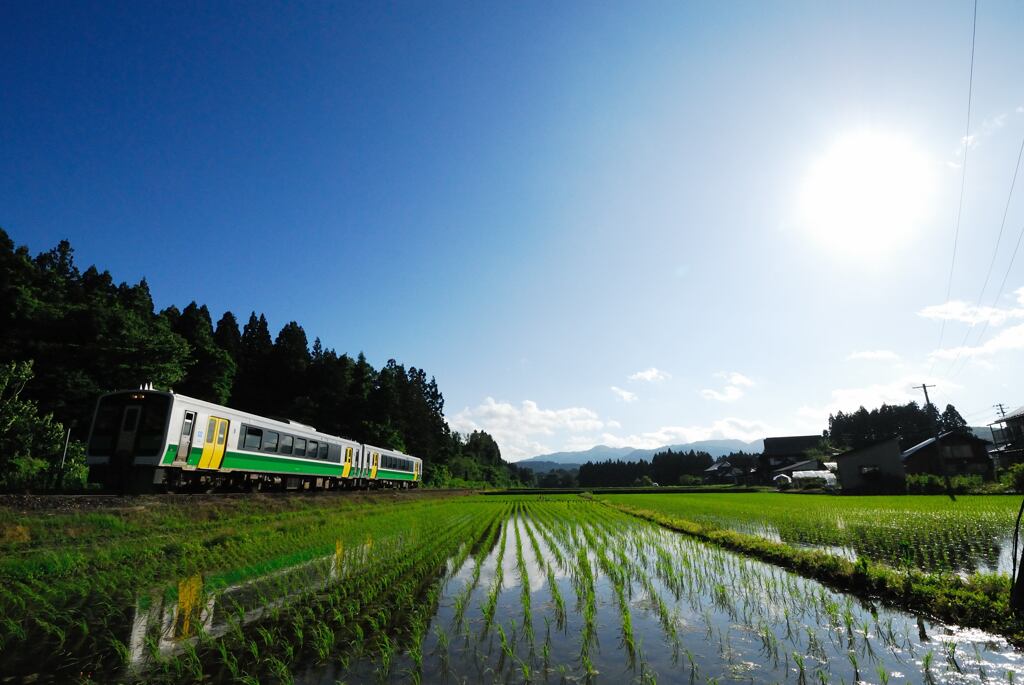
[951,217,1024,378]
[944,129,1024,378]
[935,0,979,361]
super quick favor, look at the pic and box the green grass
[598,492,1021,573]
[0,491,494,682]
[600,494,1024,647]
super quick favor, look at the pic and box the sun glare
[798,131,935,256]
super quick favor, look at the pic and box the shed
[834,438,905,493]
[901,431,992,479]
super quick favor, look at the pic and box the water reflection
[125,538,355,669]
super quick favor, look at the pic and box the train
[85,387,422,491]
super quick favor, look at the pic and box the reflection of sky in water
[323,509,1020,685]
[718,519,1015,576]
[57,505,1022,685]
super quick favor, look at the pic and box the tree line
[576,448,716,487]
[825,401,971,452]
[0,228,518,489]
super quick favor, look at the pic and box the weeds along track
[1,494,1019,683]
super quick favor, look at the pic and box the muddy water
[299,509,1020,684]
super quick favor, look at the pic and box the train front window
[87,393,170,456]
[88,403,123,453]
[135,396,170,455]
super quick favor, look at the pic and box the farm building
[990,405,1024,446]
[989,405,1024,468]
[758,435,821,482]
[901,431,992,479]
[703,460,744,484]
[771,458,825,481]
[833,439,905,493]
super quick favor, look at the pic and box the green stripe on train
[162,444,417,479]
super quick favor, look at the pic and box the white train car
[85,389,423,491]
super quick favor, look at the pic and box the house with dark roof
[989,405,1024,468]
[901,431,992,479]
[703,460,744,484]
[758,435,821,483]
[834,439,905,493]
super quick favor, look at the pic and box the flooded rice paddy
[600,494,1023,575]
[1,496,1021,683]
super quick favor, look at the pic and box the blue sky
[3,1,1024,459]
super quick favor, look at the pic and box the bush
[1002,463,1024,492]
[0,360,86,491]
[906,473,984,494]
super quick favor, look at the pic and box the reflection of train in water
[86,389,422,491]
[127,539,360,668]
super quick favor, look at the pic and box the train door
[370,451,380,479]
[198,417,230,469]
[174,411,197,463]
[342,446,353,478]
[115,406,141,454]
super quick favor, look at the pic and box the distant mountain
[624,439,764,461]
[519,439,764,466]
[519,445,635,466]
[971,426,995,443]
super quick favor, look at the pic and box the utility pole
[913,383,936,413]
[914,383,952,498]
[996,403,1008,419]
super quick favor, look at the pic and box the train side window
[294,438,306,457]
[243,426,263,450]
[181,412,195,438]
[263,431,279,452]
[280,434,293,455]
[308,440,318,459]
[318,443,328,460]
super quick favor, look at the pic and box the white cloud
[701,371,754,402]
[449,398,605,460]
[929,323,1024,361]
[701,386,744,402]
[451,397,768,460]
[918,295,1024,327]
[847,350,901,362]
[593,417,772,449]
[629,367,670,383]
[796,376,958,423]
[951,110,1011,159]
[610,386,637,403]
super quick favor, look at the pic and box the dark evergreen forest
[577,448,716,487]
[0,228,523,489]
[825,401,971,451]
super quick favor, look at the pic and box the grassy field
[598,492,1022,574]
[1,492,1022,683]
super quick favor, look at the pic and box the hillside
[519,438,764,467]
